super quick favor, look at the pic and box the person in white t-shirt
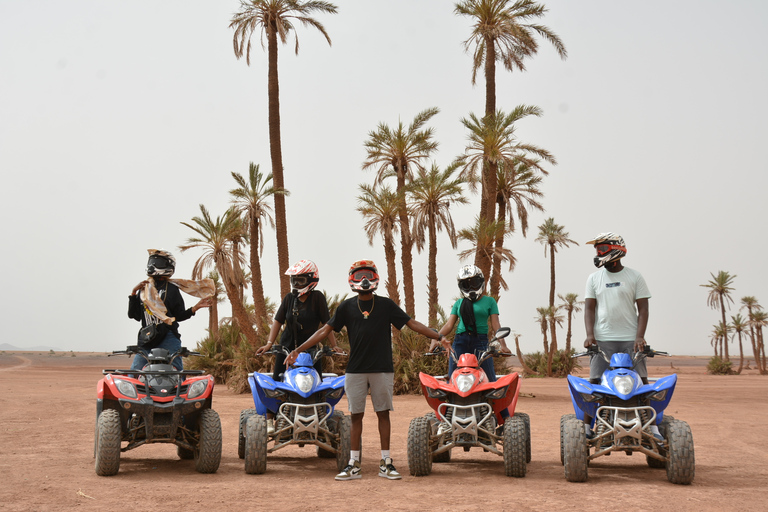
[583,232,651,385]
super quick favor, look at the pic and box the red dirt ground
[1,351,767,511]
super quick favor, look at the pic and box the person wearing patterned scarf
[127,249,214,371]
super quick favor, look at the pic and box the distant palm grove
[175,0,765,386]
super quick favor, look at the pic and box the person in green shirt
[429,265,511,380]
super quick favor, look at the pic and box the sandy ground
[1,351,767,512]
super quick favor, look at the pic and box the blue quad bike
[238,345,350,474]
[561,345,695,485]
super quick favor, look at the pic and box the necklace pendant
[362,311,370,319]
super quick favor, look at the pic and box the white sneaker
[378,457,402,480]
[335,460,362,480]
[267,419,275,435]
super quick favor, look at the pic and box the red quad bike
[407,327,530,477]
[94,345,222,476]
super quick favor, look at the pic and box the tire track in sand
[0,355,32,372]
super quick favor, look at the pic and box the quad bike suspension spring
[596,409,612,439]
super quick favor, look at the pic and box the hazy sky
[2,1,766,356]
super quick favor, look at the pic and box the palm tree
[230,0,338,297]
[229,162,287,325]
[455,0,566,236]
[701,271,737,361]
[205,270,225,342]
[730,313,748,374]
[750,310,768,374]
[545,305,564,377]
[408,162,468,327]
[356,183,401,306]
[536,218,577,308]
[534,306,549,354]
[362,107,440,316]
[459,107,555,276]
[709,323,728,358]
[558,292,583,353]
[740,296,762,370]
[179,205,259,346]
[457,216,516,293]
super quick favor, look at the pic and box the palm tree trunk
[267,22,290,297]
[383,233,400,306]
[548,244,556,309]
[427,220,438,327]
[565,310,573,353]
[514,335,535,376]
[217,255,258,346]
[736,332,744,374]
[719,297,729,361]
[209,297,219,340]
[547,319,558,377]
[250,213,267,326]
[490,198,505,298]
[476,36,497,268]
[395,164,415,317]
[541,323,549,354]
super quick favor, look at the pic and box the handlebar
[573,344,668,361]
[110,346,201,359]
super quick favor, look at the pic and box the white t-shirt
[585,266,651,341]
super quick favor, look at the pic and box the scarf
[142,276,215,325]
[459,297,478,336]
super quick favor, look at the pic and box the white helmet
[348,260,379,293]
[284,259,319,297]
[585,232,627,268]
[146,249,176,277]
[457,265,484,301]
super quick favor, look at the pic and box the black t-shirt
[274,291,331,350]
[328,294,410,373]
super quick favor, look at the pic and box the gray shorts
[590,340,648,380]
[344,372,394,414]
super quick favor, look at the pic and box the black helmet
[146,249,176,277]
[457,265,484,301]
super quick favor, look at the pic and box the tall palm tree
[535,218,577,312]
[730,313,748,374]
[558,292,583,353]
[229,162,287,325]
[460,107,555,276]
[457,216,516,293]
[545,305,565,377]
[230,0,338,297]
[750,310,768,374]
[709,323,727,359]
[356,183,401,306]
[179,205,258,346]
[740,296,762,370]
[205,270,225,342]
[701,271,737,361]
[455,0,566,235]
[534,306,549,354]
[362,107,440,316]
[408,162,468,327]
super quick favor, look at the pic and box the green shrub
[522,349,580,377]
[706,356,734,375]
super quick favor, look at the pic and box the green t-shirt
[450,295,499,335]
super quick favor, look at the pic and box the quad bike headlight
[455,374,476,393]
[295,374,316,393]
[187,379,208,399]
[114,378,138,399]
[485,385,509,400]
[612,375,636,395]
[649,389,668,402]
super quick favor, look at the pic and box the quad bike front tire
[424,412,451,463]
[177,446,194,460]
[407,416,432,476]
[502,415,527,477]
[335,413,352,472]
[318,410,344,459]
[666,418,695,484]
[515,412,532,463]
[245,414,268,474]
[646,414,675,468]
[560,413,577,465]
[239,408,257,459]
[563,418,589,482]
[195,409,222,473]
[94,409,122,476]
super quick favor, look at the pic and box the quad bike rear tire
[646,415,675,468]
[239,409,257,459]
[195,409,222,473]
[245,414,268,474]
[666,418,695,484]
[318,410,344,459]
[563,418,589,482]
[502,415,527,477]
[177,446,194,460]
[424,412,451,463]
[515,412,532,463]
[407,416,432,476]
[560,413,577,465]
[94,409,121,476]
[335,413,352,472]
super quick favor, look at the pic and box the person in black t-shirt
[256,260,339,433]
[286,260,446,481]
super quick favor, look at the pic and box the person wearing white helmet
[256,259,340,433]
[429,265,511,380]
[128,249,213,371]
[583,233,655,438]
[285,259,447,481]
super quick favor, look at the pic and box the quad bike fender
[567,375,597,422]
[500,373,522,418]
[249,373,275,415]
[649,374,677,422]
[312,375,346,408]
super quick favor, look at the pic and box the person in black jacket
[128,250,212,371]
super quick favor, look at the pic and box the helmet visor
[350,269,377,282]
[595,244,624,256]
[147,255,172,269]
[459,276,484,292]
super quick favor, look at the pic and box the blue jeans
[131,331,183,371]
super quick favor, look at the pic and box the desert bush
[522,349,580,377]
[707,356,734,375]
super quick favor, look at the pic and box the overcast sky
[2,1,766,356]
